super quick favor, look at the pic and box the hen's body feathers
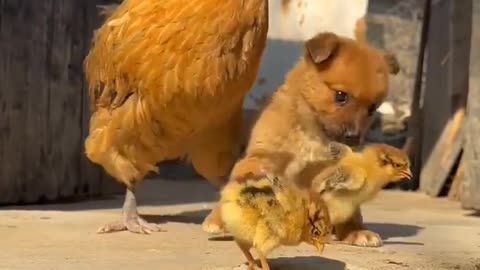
[84,0,269,186]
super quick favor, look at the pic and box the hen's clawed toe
[97,216,164,234]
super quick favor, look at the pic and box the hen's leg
[333,207,382,247]
[85,99,164,235]
[97,187,163,234]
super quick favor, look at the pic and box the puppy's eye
[334,91,349,106]
[368,104,377,116]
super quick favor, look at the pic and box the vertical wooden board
[77,1,101,197]
[420,0,472,195]
[0,1,54,204]
[462,0,480,210]
[448,0,472,109]
[421,0,452,170]
[23,1,56,203]
[0,1,29,204]
[79,0,122,197]
[46,1,85,199]
[0,0,121,204]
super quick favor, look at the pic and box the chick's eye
[334,91,349,106]
[393,163,402,169]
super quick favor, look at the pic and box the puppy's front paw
[326,141,351,160]
[202,207,225,235]
[342,229,383,247]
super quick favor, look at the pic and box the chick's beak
[399,168,413,180]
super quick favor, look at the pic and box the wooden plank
[448,0,473,110]
[403,0,431,190]
[0,1,53,203]
[420,0,453,171]
[0,1,31,203]
[462,0,480,210]
[418,0,473,195]
[420,108,466,196]
[448,157,464,201]
[43,1,85,200]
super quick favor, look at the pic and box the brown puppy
[204,32,399,247]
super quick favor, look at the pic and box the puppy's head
[296,32,399,146]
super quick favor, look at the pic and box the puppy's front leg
[333,208,383,247]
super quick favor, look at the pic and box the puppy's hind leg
[189,107,244,235]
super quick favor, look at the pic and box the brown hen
[84,0,269,234]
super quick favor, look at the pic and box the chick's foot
[97,187,164,234]
[247,264,262,270]
[342,229,383,247]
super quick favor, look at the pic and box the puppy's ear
[305,32,339,64]
[384,53,400,75]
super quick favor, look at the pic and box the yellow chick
[311,143,412,229]
[220,173,331,270]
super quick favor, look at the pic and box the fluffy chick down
[220,173,331,269]
[312,143,412,226]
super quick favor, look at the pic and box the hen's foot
[341,229,383,247]
[97,215,164,234]
[97,187,164,234]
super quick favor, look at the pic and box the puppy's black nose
[343,130,360,145]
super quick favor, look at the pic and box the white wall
[243,0,368,110]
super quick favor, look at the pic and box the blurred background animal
[84,0,269,234]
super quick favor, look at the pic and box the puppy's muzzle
[343,129,361,146]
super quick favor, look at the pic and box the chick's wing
[312,165,366,194]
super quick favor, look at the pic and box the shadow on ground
[269,256,346,270]
[365,222,425,245]
[2,177,218,211]
[464,210,480,218]
[148,209,211,225]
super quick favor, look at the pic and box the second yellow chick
[311,143,412,234]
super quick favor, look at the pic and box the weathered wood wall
[462,0,480,210]
[419,0,472,193]
[0,0,120,205]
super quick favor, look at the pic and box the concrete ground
[1,179,480,270]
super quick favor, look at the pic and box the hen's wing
[85,0,267,112]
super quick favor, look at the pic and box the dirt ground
[1,178,479,270]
